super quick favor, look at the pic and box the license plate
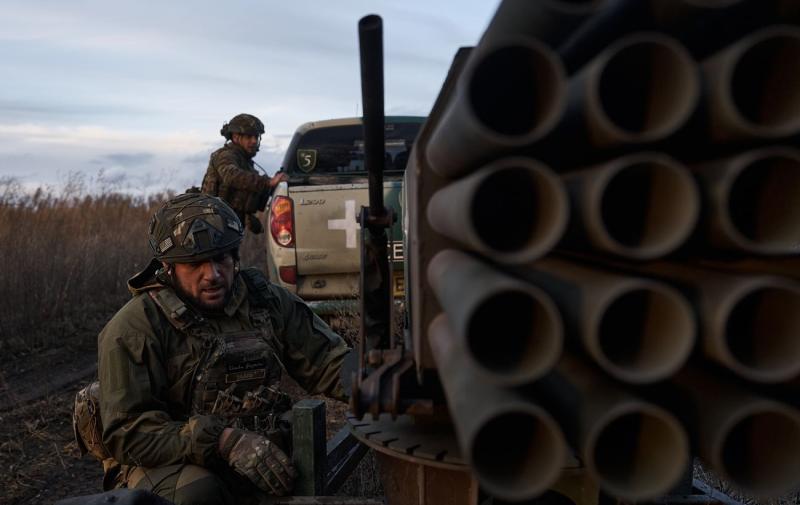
[392,271,405,298]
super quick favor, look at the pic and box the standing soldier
[202,113,288,234]
[77,193,350,504]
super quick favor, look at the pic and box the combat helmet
[220,113,265,140]
[148,193,244,263]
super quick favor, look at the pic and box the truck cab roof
[281,116,426,178]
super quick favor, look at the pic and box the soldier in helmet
[201,113,288,234]
[89,193,350,504]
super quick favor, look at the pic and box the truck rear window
[288,122,422,175]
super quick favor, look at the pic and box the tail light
[270,196,295,247]
[279,266,297,284]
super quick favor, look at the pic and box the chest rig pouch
[149,280,291,434]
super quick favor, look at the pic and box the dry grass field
[0,178,270,352]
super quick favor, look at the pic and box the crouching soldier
[74,193,350,505]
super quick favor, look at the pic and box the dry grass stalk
[0,178,267,353]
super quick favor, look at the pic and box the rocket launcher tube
[427,249,563,385]
[565,32,699,148]
[535,354,690,501]
[599,261,800,383]
[692,146,800,255]
[479,0,607,50]
[426,157,568,264]
[673,366,800,496]
[425,38,566,178]
[560,152,700,260]
[518,258,696,384]
[428,314,566,502]
[703,25,800,141]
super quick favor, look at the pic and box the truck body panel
[265,116,423,302]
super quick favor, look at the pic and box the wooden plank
[293,399,327,496]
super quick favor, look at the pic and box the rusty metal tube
[775,0,800,21]
[427,157,569,264]
[565,32,699,148]
[425,39,566,178]
[429,314,566,502]
[518,258,695,383]
[536,355,690,501]
[703,25,800,141]
[559,0,749,73]
[692,147,800,255]
[609,261,800,383]
[674,367,800,496]
[480,0,607,49]
[648,0,746,26]
[696,257,800,281]
[427,250,563,385]
[561,153,700,259]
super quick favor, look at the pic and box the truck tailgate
[289,181,403,276]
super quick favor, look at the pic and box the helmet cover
[148,193,243,262]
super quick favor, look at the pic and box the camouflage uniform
[86,193,349,504]
[96,262,348,502]
[201,114,274,233]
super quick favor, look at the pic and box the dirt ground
[0,318,375,505]
[0,322,104,504]
[2,317,791,505]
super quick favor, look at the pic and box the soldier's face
[170,253,236,311]
[233,133,260,156]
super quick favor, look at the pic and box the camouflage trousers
[127,464,266,505]
[119,413,293,504]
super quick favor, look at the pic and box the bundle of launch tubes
[394,0,800,502]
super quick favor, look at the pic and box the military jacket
[97,268,349,469]
[201,143,266,217]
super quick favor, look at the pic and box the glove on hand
[220,429,297,496]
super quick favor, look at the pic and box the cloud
[0,123,213,152]
[0,100,155,119]
[95,152,155,168]
[0,1,498,194]
[182,152,212,165]
[0,121,292,194]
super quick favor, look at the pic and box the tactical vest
[201,147,265,216]
[147,270,291,432]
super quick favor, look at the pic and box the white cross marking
[328,200,359,248]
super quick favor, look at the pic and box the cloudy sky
[0,1,498,195]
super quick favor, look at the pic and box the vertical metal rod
[359,14,386,216]
[356,15,392,359]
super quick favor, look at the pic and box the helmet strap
[156,263,174,286]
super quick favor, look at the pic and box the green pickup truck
[265,116,424,312]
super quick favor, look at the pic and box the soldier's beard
[172,274,232,314]
[235,140,259,157]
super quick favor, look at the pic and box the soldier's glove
[219,429,297,496]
